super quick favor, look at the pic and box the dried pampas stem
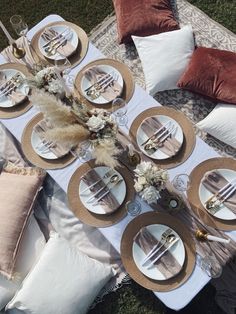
[30,91,77,127]
[45,124,90,149]
[92,140,121,169]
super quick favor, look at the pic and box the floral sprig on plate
[134,161,168,204]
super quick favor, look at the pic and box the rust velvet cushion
[177,47,236,104]
[0,163,45,280]
[113,0,179,44]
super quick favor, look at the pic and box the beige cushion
[0,163,45,279]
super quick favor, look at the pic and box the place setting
[30,20,89,67]
[21,113,76,169]
[0,63,32,118]
[67,159,136,227]
[74,58,135,110]
[121,212,196,291]
[129,107,196,169]
[188,157,236,230]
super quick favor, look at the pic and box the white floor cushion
[196,103,236,149]
[0,215,45,310]
[7,232,114,314]
[132,25,195,95]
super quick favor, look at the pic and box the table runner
[1,11,236,311]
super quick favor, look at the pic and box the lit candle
[0,21,14,45]
[53,67,71,97]
[128,144,134,156]
[206,234,230,244]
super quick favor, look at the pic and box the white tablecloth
[1,14,236,311]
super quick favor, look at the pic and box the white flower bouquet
[134,161,168,204]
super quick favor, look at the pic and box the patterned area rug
[89,0,236,159]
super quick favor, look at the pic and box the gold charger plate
[129,107,196,169]
[74,58,135,111]
[21,113,76,169]
[31,21,89,68]
[187,157,236,231]
[67,159,135,227]
[121,212,196,291]
[0,63,32,119]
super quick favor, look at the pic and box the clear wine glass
[172,174,191,193]
[197,254,222,278]
[112,97,128,126]
[76,140,92,162]
[54,55,71,75]
[126,199,141,216]
[10,15,28,37]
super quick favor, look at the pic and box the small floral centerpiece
[134,161,168,204]
[27,67,65,97]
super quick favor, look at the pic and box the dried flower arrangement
[134,161,168,204]
[30,91,120,168]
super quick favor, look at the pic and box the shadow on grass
[88,280,226,314]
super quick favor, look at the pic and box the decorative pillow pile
[113,0,179,44]
[196,103,236,149]
[7,232,114,314]
[177,47,236,104]
[0,215,46,310]
[0,163,45,280]
[132,25,195,95]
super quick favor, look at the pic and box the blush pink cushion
[113,0,179,44]
[177,47,236,104]
[0,163,45,280]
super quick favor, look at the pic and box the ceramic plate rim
[132,224,185,281]
[38,24,78,60]
[0,69,29,108]
[199,168,236,220]
[81,64,124,105]
[79,166,127,215]
[136,115,184,160]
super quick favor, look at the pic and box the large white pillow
[0,215,45,310]
[132,25,195,95]
[196,103,236,149]
[7,232,114,314]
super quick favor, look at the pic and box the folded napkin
[1,36,37,68]
[134,227,181,279]
[141,117,181,157]
[41,27,76,57]
[0,71,27,106]
[82,169,120,214]
[33,120,69,158]
[202,170,236,214]
[84,66,122,102]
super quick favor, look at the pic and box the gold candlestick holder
[12,42,25,59]
[195,229,208,242]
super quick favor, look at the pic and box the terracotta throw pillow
[113,0,179,44]
[177,47,236,104]
[0,163,45,280]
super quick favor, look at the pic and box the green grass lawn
[0,1,235,313]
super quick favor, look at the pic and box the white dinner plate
[38,24,78,60]
[132,224,185,281]
[79,166,126,215]
[31,123,69,160]
[81,64,123,105]
[136,115,184,160]
[0,69,29,108]
[199,168,236,220]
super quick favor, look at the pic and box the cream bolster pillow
[0,215,46,310]
[7,232,115,314]
[132,25,195,95]
[196,103,236,149]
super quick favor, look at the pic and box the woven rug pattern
[89,0,236,159]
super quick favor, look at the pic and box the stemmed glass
[172,174,191,193]
[112,97,128,126]
[126,199,142,217]
[76,140,92,162]
[10,15,28,37]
